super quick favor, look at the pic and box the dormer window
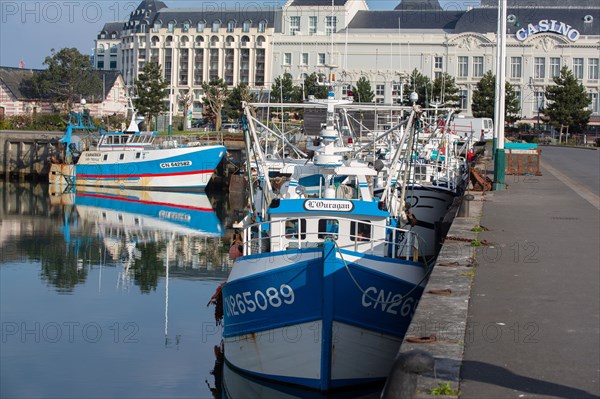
[153,22,161,32]
[258,20,267,33]
[100,33,106,39]
[242,20,251,33]
[227,20,236,33]
[111,33,116,39]
[212,20,221,33]
[183,22,190,32]
[167,21,175,32]
[197,20,206,32]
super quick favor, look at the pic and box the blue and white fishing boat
[219,91,432,391]
[49,108,226,191]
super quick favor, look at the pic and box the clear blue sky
[0,0,480,69]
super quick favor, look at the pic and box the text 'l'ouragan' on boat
[49,104,226,191]
[213,89,435,392]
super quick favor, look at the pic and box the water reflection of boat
[222,362,380,399]
[72,187,223,237]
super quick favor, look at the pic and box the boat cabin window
[136,152,141,159]
[119,154,124,160]
[318,219,339,239]
[285,219,306,239]
[103,154,108,161]
[350,221,371,242]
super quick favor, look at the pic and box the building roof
[289,0,348,6]
[0,67,122,102]
[98,22,125,39]
[394,0,442,11]
[150,9,282,31]
[347,10,463,30]
[480,0,600,8]
[0,67,43,100]
[454,7,600,34]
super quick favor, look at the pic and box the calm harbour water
[0,182,381,399]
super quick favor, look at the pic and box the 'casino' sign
[515,20,580,42]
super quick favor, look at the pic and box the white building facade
[95,0,600,120]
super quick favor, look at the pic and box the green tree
[34,48,101,111]
[133,62,168,130]
[352,76,374,103]
[202,78,229,131]
[407,69,432,107]
[544,66,591,133]
[301,73,328,100]
[225,83,255,120]
[271,73,301,103]
[431,73,461,109]
[471,71,521,123]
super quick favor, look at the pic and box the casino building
[95,0,600,120]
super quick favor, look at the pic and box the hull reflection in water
[52,187,223,237]
[221,361,381,399]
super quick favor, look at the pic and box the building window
[573,58,584,80]
[309,16,317,34]
[458,56,468,78]
[459,89,468,110]
[376,84,385,96]
[284,53,292,65]
[258,20,267,33]
[534,57,545,79]
[588,58,599,80]
[318,53,326,65]
[224,49,234,85]
[110,60,117,69]
[209,48,219,81]
[290,16,301,35]
[301,53,308,65]
[179,49,189,85]
[242,20,251,33]
[194,49,204,85]
[212,20,221,33]
[256,48,266,86]
[510,56,522,78]
[97,61,104,69]
[164,48,172,82]
[589,93,599,114]
[550,57,561,78]
[326,16,337,35]
[227,20,235,33]
[514,90,522,114]
[473,56,484,78]
[434,56,443,70]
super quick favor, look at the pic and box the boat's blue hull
[50,145,226,190]
[222,241,427,391]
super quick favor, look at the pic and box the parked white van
[451,117,494,142]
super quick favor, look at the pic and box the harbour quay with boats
[2,83,598,398]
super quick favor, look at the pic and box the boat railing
[239,216,421,262]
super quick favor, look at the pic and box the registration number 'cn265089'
[225,285,295,317]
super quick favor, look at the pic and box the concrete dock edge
[399,190,487,399]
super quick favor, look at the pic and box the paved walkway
[460,163,600,398]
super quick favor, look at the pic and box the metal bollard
[380,350,435,399]
[457,194,475,218]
